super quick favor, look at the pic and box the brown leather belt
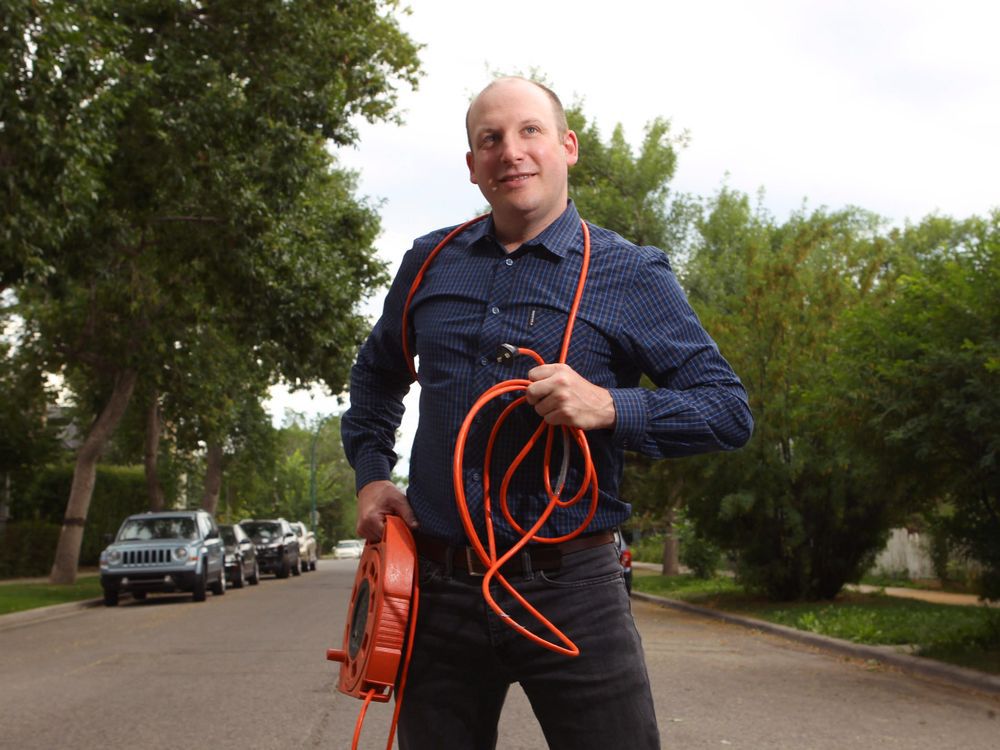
[414,530,615,576]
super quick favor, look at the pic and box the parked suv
[99,510,226,605]
[239,518,300,578]
[290,521,317,572]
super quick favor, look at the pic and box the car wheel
[232,562,245,589]
[277,559,290,579]
[310,557,317,572]
[132,590,147,601]
[210,566,226,596]
[299,557,308,574]
[103,586,119,607]
[248,561,260,585]
[291,556,301,576]
[192,567,207,602]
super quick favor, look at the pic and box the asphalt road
[1,560,997,749]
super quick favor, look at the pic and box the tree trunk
[662,504,680,576]
[49,369,138,584]
[144,392,165,511]
[0,472,10,537]
[200,443,223,515]
[661,477,684,576]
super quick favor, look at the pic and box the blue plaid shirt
[342,202,753,545]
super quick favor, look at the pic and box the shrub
[677,511,723,579]
[0,520,61,578]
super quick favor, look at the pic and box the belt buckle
[465,547,486,576]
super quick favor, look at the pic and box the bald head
[466,77,569,148]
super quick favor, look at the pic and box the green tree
[0,320,58,528]
[3,1,419,583]
[568,110,692,249]
[680,188,904,600]
[565,104,698,570]
[838,213,1000,597]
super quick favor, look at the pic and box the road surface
[0,559,997,749]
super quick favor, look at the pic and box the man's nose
[500,135,524,163]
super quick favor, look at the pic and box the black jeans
[396,542,661,749]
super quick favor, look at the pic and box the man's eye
[524,126,539,135]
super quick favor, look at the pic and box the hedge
[0,520,62,578]
[5,464,150,574]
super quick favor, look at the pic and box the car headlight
[173,546,192,562]
[103,549,121,565]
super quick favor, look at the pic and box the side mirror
[206,529,219,540]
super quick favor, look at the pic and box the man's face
[465,79,578,241]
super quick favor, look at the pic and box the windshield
[118,517,198,541]
[242,522,281,542]
[336,540,363,549]
[219,526,237,545]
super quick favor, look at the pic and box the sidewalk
[846,582,998,608]
[633,562,996,607]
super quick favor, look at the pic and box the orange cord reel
[326,515,419,749]
[327,515,417,699]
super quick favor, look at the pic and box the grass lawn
[634,571,1000,674]
[0,575,104,616]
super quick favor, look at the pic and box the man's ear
[564,130,579,168]
[466,151,478,184]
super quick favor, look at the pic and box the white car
[333,539,365,559]
[290,521,318,572]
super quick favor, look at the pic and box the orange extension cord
[404,215,599,655]
[345,216,599,748]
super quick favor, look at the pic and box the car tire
[299,558,308,574]
[132,590,147,601]
[103,586,119,607]
[232,561,245,589]
[210,566,226,596]
[310,557,317,572]
[192,567,207,602]
[277,559,290,579]
[248,561,260,585]
[291,558,301,576]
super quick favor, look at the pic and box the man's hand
[524,363,616,430]
[356,480,419,542]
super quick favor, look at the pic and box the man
[341,76,753,750]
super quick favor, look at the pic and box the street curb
[631,591,1000,697]
[0,598,103,632]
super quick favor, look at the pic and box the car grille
[123,548,172,566]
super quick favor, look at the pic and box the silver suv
[99,510,227,606]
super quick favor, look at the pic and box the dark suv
[99,510,226,605]
[239,518,300,579]
[219,523,260,588]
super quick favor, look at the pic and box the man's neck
[492,202,568,253]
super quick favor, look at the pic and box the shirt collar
[469,201,582,259]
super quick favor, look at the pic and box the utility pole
[309,414,328,531]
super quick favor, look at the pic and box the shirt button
[505,258,514,266]
[491,306,500,315]
[471,472,481,482]
[480,356,489,366]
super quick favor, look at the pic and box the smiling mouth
[500,173,534,184]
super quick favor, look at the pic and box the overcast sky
[267,0,1000,468]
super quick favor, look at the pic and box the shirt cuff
[608,388,648,451]
[353,451,395,493]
